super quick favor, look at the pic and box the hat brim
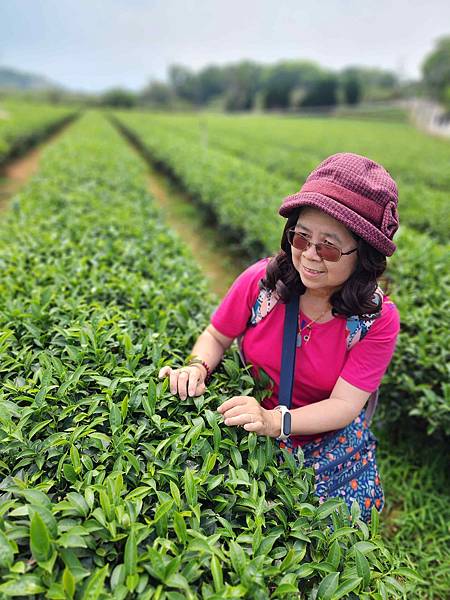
[279,191,396,256]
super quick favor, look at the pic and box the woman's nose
[302,241,322,260]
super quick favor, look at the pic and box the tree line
[101,60,401,111]
[98,37,450,114]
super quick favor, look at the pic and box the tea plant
[0,99,77,166]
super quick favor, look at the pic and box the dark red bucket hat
[279,153,399,256]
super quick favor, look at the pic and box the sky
[1,0,449,93]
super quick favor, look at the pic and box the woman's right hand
[158,365,207,400]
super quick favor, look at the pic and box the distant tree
[197,65,228,104]
[422,36,450,108]
[100,88,136,108]
[341,68,362,105]
[337,67,399,102]
[301,74,338,107]
[169,65,199,103]
[224,61,263,111]
[141,80,173,107]
[262,61,322,109]
[442,85,450,113]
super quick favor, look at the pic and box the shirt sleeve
[211,259,269,339]
[340,299,400,393]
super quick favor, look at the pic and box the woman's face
[291,207,358,297]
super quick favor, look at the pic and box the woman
[159,153,400,522]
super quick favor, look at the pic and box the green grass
[376,428,450,599]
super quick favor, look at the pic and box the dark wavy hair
[261,208,387,317]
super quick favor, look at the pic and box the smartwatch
[275,406,292,441]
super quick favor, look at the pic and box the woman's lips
[302,265,325,278]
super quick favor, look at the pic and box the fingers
[158,366,171,378]
[171,369,188,399]
[188,369,201,398]
[243,420,263,432]
[223,412,257,427]
[217,396,254,414]
[221,404,252,420]
[217,396,270,435]
[195,380,206,396]
[158,366,206,400]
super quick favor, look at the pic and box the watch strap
[276,405,292,441]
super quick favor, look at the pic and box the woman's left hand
[217,396,280,437]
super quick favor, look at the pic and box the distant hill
[0,66,61,90]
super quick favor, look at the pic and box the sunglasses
[287,229,357,262]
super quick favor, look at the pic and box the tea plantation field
[0,100,77,166]
[115,112,450,243]
[0,109,448,598]
[114,111,450,441]
[0,112,426,599]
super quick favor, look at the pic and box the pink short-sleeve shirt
[211,258,400,447]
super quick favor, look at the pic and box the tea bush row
[112,113,450,440]
[0,100,77,166]
[127,112,449,243]
[0,113,414,598]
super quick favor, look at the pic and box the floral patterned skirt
[276,409,384,523]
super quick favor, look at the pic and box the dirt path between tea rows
[0,115,247,297]
[0,145,44,210]
[116,125,250,298]
[0,121,74,212]
[144,164,249,297]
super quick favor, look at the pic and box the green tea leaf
[143,379,157,417]
[154,499,174,523]
[391,567,426,583]
[30,511,52,562]
[229,541,246,576]
[173,512,187,544]
[0,530,14,568]
[326,540,342,570]
[317,571,339,600]
[62,566,76,599]
[315,499,343,520]
[333,576,362,599]
[109,403,122,429]
[81,565,108,600]
[183,468,198,506]
[210,554,224,592]
[124,527,137,578]
[0,575,46,596]
[70,444,82,473]
[169,481,182,508]
[28,504,58,539]
[355,548,371,587]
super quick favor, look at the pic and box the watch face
[283,412,292,436]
